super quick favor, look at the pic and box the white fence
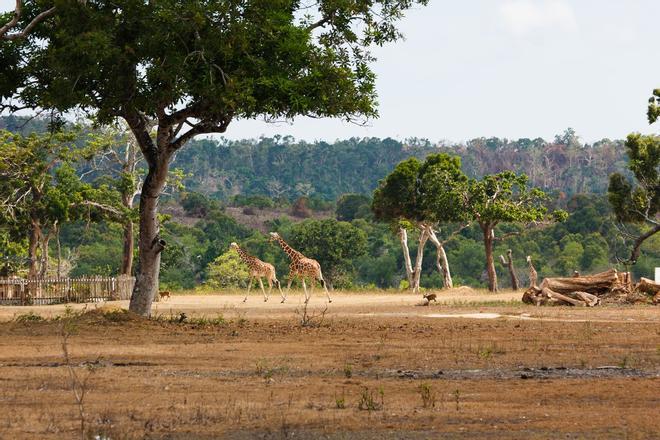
[0,276,135,305]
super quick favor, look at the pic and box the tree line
[170,131,630,203]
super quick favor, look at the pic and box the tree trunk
[28,217,41,279]
[129,160,168,316]
[398,227,414,289]
[120,219,134,276]
[499,249,519,290]
[482,223,498,292]
[55,222,62,278]
[39,231,51,277]
[425,226,453,289]
[412,227,430,294]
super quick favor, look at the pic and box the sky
[2,0,659,144]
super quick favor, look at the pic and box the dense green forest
[172,129,628,201]
[1,117,657,291]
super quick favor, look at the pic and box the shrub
[206,249,250,288]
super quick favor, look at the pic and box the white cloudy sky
[2,0,659,143]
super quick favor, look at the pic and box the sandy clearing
[1,290,658,323]
[0,289,521,321]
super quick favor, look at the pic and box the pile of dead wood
[522,259,659,306]
[637,277,660,304]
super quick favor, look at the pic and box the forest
[1,116,657,292]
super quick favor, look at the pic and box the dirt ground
[0,289,658,439]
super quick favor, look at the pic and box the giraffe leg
[266,278,274,302]
[302,278,309,303]
[244,276,254,302]
[284,276,294,303]
[275,279,285,302]
[320,275,331,302]
[258,278,268,302]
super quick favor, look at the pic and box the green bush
[206,249,250,288]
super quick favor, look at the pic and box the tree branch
[170,114,232,152]
[1,1,57,41]
[629,223,660,264]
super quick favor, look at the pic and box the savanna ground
[0,288,658,439]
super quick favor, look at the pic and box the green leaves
[206,249,250,289]
[608,134,659,224]
[13,0,425,128]
[372,156,423,222]
[289,218,368,284]
[467,171,550,226]
[648,88,660,124]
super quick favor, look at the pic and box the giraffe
[230,242,283,302]
[268,232,331,303]
[526,255,538,288]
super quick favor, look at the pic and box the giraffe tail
[319,279,326,288]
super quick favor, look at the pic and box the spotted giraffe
[268,232,331,303]
[526,255,538,288]
[230,242,283,302]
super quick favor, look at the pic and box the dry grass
[0,293,658,438]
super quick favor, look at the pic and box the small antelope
[423,293,437,305]
[159,291,171,301]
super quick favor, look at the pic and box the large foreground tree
[9,0,427,315]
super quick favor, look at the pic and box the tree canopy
[289,218,367,287]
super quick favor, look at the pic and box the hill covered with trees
[173,129,628,202]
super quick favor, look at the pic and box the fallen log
[636,277,660,295]
[543,287,585,306]
[539,269,620,295]
[522,286,600,307]
[574,291,600,307]
[522,268,660,306]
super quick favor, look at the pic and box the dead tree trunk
[539,269,619,295]
[481,222,498,292]
[425,226,453,289]
[412,227,430,294]
[398,226,430,294]
[522,269,634,306]
[398,227,415,289]
[499,249,519,291]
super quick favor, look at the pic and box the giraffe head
[230,242,239,251]
[268,232,280,242]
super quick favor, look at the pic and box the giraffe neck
[235,246,254,264]
[275,236,303,261]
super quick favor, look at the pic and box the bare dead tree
[424,223,471,290]
[499,249,519,291]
